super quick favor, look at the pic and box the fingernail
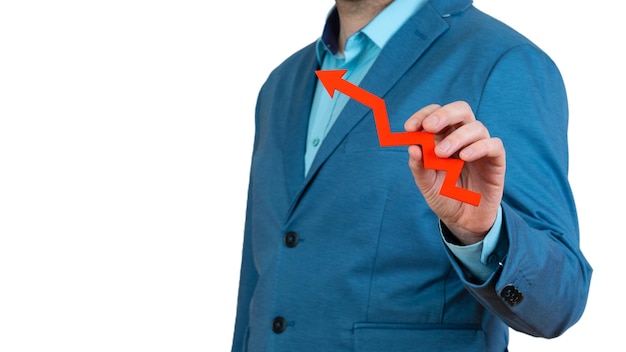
[461,147,473,158]
[407,120,417,130]
[425,116,438,128]
[437,140,450,153]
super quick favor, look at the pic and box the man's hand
[404,101,506,245]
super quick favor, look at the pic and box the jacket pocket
[353,322,485,352]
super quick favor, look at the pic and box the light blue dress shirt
[307,0,503,281]
[305,0,428,174]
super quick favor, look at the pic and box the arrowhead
[315,69,348,98]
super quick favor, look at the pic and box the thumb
[408,145,439,196]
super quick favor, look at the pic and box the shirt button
[284,231,299,248]
[272,316,287,334]
[311,137,320,147]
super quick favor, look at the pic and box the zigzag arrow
[315,69,482,206]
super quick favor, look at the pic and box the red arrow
[315,69,482,206]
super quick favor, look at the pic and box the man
[232,0,592,350]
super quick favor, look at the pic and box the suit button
[284,231,299,248]
[500,284,524,306]
[272,316,287,333]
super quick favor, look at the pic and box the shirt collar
[316,0,429,63]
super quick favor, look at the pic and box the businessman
[232,0,593,350]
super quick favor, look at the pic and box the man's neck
[335,0,393,53]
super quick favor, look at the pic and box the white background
[0,1,621,351]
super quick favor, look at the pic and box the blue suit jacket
[232,1,592,351]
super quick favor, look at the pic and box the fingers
[405,101,495,159]
[404,101,475,133]
[404,104,441,132]
[407,144,440,198]
[407,144,424,164]
[435,120,490,158]
[422,101,475,133]
[459,137,505,163]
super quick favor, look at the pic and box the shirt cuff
[442,206,503,281]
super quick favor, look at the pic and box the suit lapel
[305,3,451,181]
[285,2,458,218]
[282,51,320,199]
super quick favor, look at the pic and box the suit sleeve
[447,44,593,338]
